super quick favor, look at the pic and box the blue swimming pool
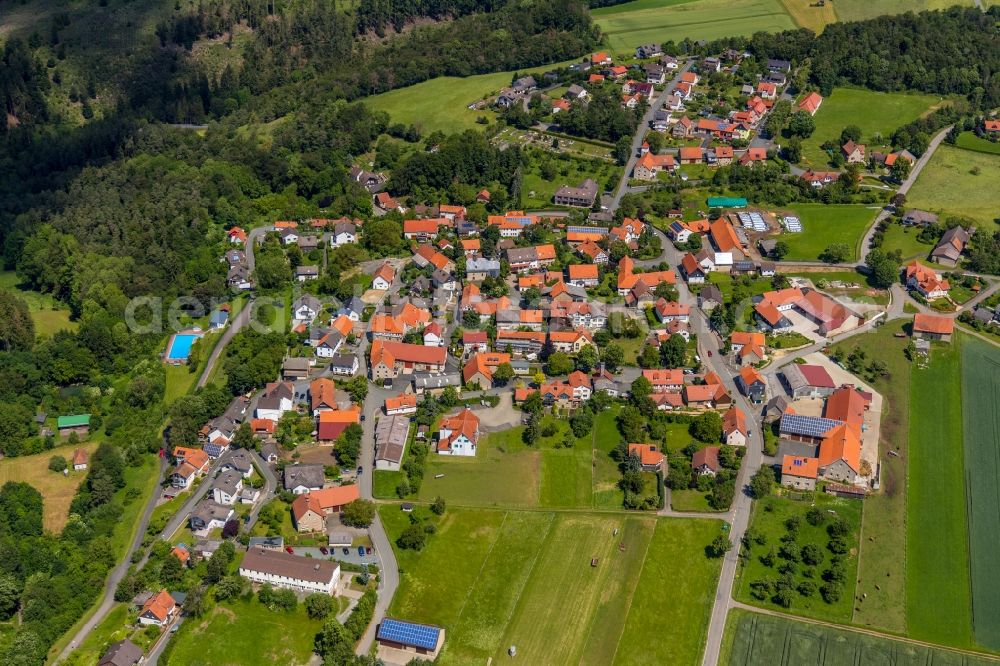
[166,333,202,361]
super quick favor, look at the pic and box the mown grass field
[381,506,723,666]
[417,408,627,510]
[907,144,1000,227]
[722,609,1000,666]
[363,61,573,135]
[735,493,862,622]
[165,598,324,666]
[0,442,99,532]
[907,333,973,647]
[829,322,911,632]
[799,88,945,167]
[774,204,878,262]
[962,338,1000,651]
[0,270,76,334]
[833,0,970,22]
[776,0,836,32]
[593,0,796,53]
[955,132,1000,156]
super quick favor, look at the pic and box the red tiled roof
[292,486,360,521]
[628,443,664,467]
[782,455,819,479]
[913,313,954,335]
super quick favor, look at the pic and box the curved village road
[56,457,168,664]
[858,126,952,264]
[610,62,693,212]
[196,226,267,389]
[59,227,268,662]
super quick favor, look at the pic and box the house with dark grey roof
[212,470,244,505]
[221,449,255,477]
[293,295,323,322]
[282,357,312,380]
[284,464,326,494]
[375,415,410,472]
[260,443,279,463]
[99,639,144,666]
[698,285,723,311]
[554,179,599,207]
[189,500,234,532]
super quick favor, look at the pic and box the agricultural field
[0,271,76,334]
[774,204,878,262]
[722,609,1000,666]
[832,0,972,22]
[592,0,796,54]
[955,132,1000,156]
[735,493,862,622]
[165,598,325,666]
[776,0,835,33]
[0,442,99,532]
[907,144,1000,227]
[380,505,724,666]
[799,88,945,167]
[417,409,629,510]
[961,338,1000,651]
[907,334,972,647]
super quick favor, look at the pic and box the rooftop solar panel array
[377,618,441,650]
[779,413,842,438]
[567,226,608,235]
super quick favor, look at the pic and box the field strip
[452,510,509,624]
[600,10,788,34]
[731,602,1000,661]
[488,513,556,657]
[604,518,657,665]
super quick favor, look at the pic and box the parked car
[356,466,363,475]
[320,546,328,555]
[707,350,713,357]
[365,546,372,555]
[358,546,365,556]
[285,546,294,554]
[342,547,350,555]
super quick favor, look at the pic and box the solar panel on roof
[567,226,606,234]
[779,413,843,438]
[377,618,441,650]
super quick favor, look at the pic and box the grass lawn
[670,488,719,512]
[961,338,1000,650]
[703,272,774,301]
[955,131,1000,156]
[60,604,132,666]
[766,332,811,349]
[880,222,936,261]
[906,334,972,647]
[799,88,946,168]
[373,469,404,499]
[593,0,796,54]
[0,270,76,333]
[381,505,723,666]
[735,492,862,622]
[0,441,99,532]
[829,322,910,632]
[775,204,878,262]
[164,364,199,404]
[907,144,1000,227]
[722,609,999,666]
[418,411,616,509]
[165,598,324,666]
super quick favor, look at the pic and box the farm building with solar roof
[376,618,445,660]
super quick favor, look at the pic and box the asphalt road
[354,353,402,656]
[858,126,952,264]
[56,456,168,664]
[609,62,693,211]
[197,226,266,388]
